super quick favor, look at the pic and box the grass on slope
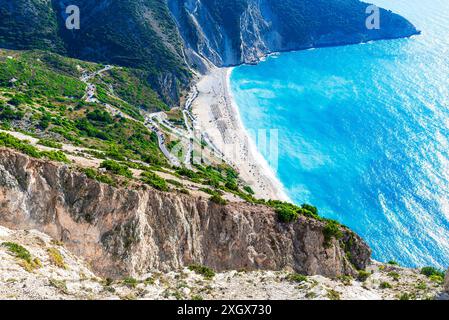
[0,49,167,166]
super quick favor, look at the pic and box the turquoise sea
[230,0,449,268]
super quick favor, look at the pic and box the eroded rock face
[0,149,370,278]
[168,0,419,67]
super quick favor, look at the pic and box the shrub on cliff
[100,160,132,178]
[276,206,299,223]
[0,105,24,120]
[141,172,169,192]
[210,194,228,205]
[41,150,70,164]
[188,265,215,280]
[268,200,321,221]
[323,220,343,246]
[0,132,42,158]
[0,133,72,164]
[287,273,307,283]
[2,242,41,271]
[243,186,255,195]
[224,180,239,191]
[421,267,445,283]
[357,270,371,282]
[82,168,116,186]
[38,139,62,149]
[301,203,319,218]
[176,167,198,179]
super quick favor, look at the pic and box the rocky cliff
[1,225,446,300]
[0,149,370,278]
[168,0,419,66]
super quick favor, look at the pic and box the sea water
[230,0,449,268]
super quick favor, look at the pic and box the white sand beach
[191,67,290,201]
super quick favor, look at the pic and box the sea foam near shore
[225,68,290,201]
[191,67,289,201]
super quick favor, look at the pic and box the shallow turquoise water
[230,0,449,268]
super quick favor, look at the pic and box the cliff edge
[0,148,370,278]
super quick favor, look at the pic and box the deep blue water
[230,0,449,268]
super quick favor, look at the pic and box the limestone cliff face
[168,0,419,67]
[0,149,370,278]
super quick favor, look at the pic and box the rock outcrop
[0,226,445,300]
[0,149,370,278]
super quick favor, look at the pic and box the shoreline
[188,31,421,203]
[191,67,290,201]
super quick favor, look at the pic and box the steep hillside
[0,0,418,105]
[0,0,63,52]
[0,148,370,278]
[168,0,419,66]
[0,50,169,166]
[0,0,191,105]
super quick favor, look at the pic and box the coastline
[188,27,421,203]
[191,67,290,201]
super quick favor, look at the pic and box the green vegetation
[0,51,85,100]
[338,275,353,286]
[276,206,299,223]
[357,270,371,282]
[122,277,139,288]
[166,179,183,187]
[47,248,66,269]
[0,104,24,121]
[323,220,343,246]
[224,180,239,191]
[287,273,307,284]
[141,172,169,192]
[243,185,254,195]
[2,242,41,271]
[326,289,341,300]
[210,194,228,205]
[38,139,62,149]
[41,150,70,163]
[188,265,215,280]
[2,242,32,262]
[268,201,321,222]
[100,160,132,179]
[398,292,415,300]
[416,281,427,290]
[380,281,392,289]
[177,164,241,193]
[388,271,400,281]
[387,260,399,266]
[0,50,167,167]
[82,168,116,186]
[421,267,445,284]
[49,279,69,294]
[0,132,70,163]
[200,188,222,196]
[421,266,445,278]
[0,132,41,158]
[99,68,168,112]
